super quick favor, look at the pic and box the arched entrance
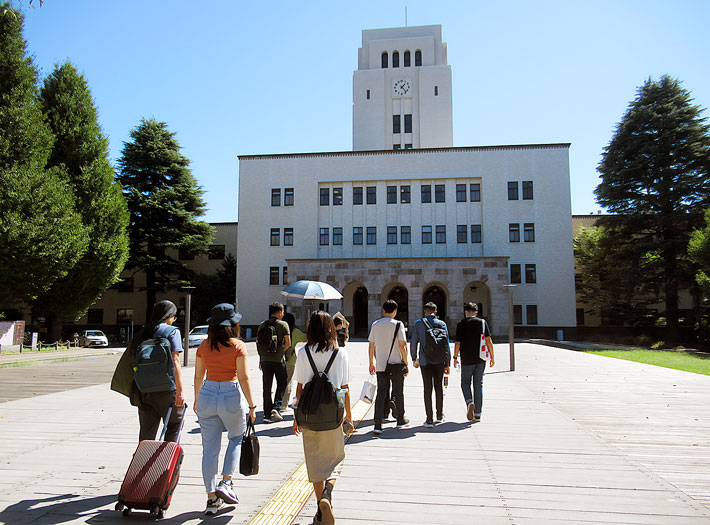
[463,281,490,321]
[387,285,409,329]
[353,286,369,337]
[423,286,447,324]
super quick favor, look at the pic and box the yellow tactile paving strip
[248,399,373,525]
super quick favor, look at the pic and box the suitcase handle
[159,403,188,442]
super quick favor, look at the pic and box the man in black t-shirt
[454,302,494,422]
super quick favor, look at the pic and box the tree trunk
[664,251,679,344]
[46,313,63,343]
[146,268,156,324]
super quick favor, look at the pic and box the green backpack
[133,325,178,393]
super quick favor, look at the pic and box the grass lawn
[585,349,710,376]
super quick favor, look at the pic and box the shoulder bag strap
[422,317,432,331]
[387,322,401,362]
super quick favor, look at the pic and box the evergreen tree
[689,210,710,290]
[190,253,237,324]
[33,62,129,340]
[117,118,214,318]
[0,4,87,312]
[595,75,710,341]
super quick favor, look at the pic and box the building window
[522,181,534,200]
[282,266,288,285]
[525,264,537,283]
[320,187,329,206]
[400,185,410,203]
[393,115,401,134]
[436,225,446,244]
[576,308,585,326]
[404,143,412,149]
[333,187,343,205]
[404,50,411,67]
[510,263,522,284]
[381,52,388,68]
[422,225,432,244]
[332,227,343,245]
[208,245,225,259]
[393,144,401,150]
[387,186,397,204]
[270,228,280,246]
[457,225,467,243]
[366,89,370,100]
[401,226,411,244]
[470,183,480,202]
[353,227,363,245]
[269,267,279,285]
[456,184,466,202]
[513,304,523,325]
[366,186,376,204]
[117,308,134,323]
[508,181,519,200]
[366,226,377,245]
[434,86,438,96]
[271,188,281,206]
[471,225,482,243]
[435,184,445,203]
[387,226,397,244]
[415,49,422,66]
[509,223,520,242]
[319,228,329,246]
[353,186,363,205]
[404,114,412,133]
[87,308,103,324]
[393,51,399,68]
[178,247,194,260]
[284,187,294,206]
[421,185,431,203]
[526,305,538,325]
[284,228,293,246]
[524,223,535,242]
[115,277,134,293]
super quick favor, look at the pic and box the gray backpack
[133,325,178,393]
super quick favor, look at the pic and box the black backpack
[295,347,344,431]
[133,325,178,393]
[421,317,449,364]
[256,319,280,357]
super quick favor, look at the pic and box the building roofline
[286,256,509,263]
[238,143,571,161]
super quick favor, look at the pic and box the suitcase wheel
[150,504,164,519]
[122,507,131,517]
[115,501,124,512]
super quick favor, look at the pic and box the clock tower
[353,25,453,151]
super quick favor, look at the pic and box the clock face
[393,78,411,96]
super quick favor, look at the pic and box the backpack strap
[154,324,178,341]
[422,317,433,332]
[304,345,339,376]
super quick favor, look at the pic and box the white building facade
[236,25,576,338]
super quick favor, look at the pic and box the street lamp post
[503,284,518,372]
[182,285,195,366]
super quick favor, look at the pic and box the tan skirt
[302,427,345,483]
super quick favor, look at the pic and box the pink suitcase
[115,405,186,519]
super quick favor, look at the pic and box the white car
[79,330,108,347]
[188,325,209,348]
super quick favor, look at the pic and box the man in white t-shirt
[368,299,409,434]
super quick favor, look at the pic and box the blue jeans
[196,380,247,493]
[460,363,486,414]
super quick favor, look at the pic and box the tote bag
[479,319,492,361]
[239,418,260,476]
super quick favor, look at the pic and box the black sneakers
[318,481,334,525]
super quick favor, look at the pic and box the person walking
[134,300,186,443]
[410,302,450,428]
[193,303,257,515]
[257,302,291,423]
[368,299,409,435]
[454,302,495,422]
[293,311,352,525]
[333,316,349,348]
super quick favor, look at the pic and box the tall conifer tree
[596,75,710,340]
[0,4,87,312]
[34,62,129,340]
[118,118,214,318]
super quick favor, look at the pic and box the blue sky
[19,0,710,223]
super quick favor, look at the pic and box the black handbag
[384,322,408,378]
[239,417,259,476]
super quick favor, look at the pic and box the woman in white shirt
[293,311,352,525]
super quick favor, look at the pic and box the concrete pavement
[0,341,709,524]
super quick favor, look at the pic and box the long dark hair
[208,323,240,352]
[306,310,337,352]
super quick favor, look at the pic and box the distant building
[236,25,577,338]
